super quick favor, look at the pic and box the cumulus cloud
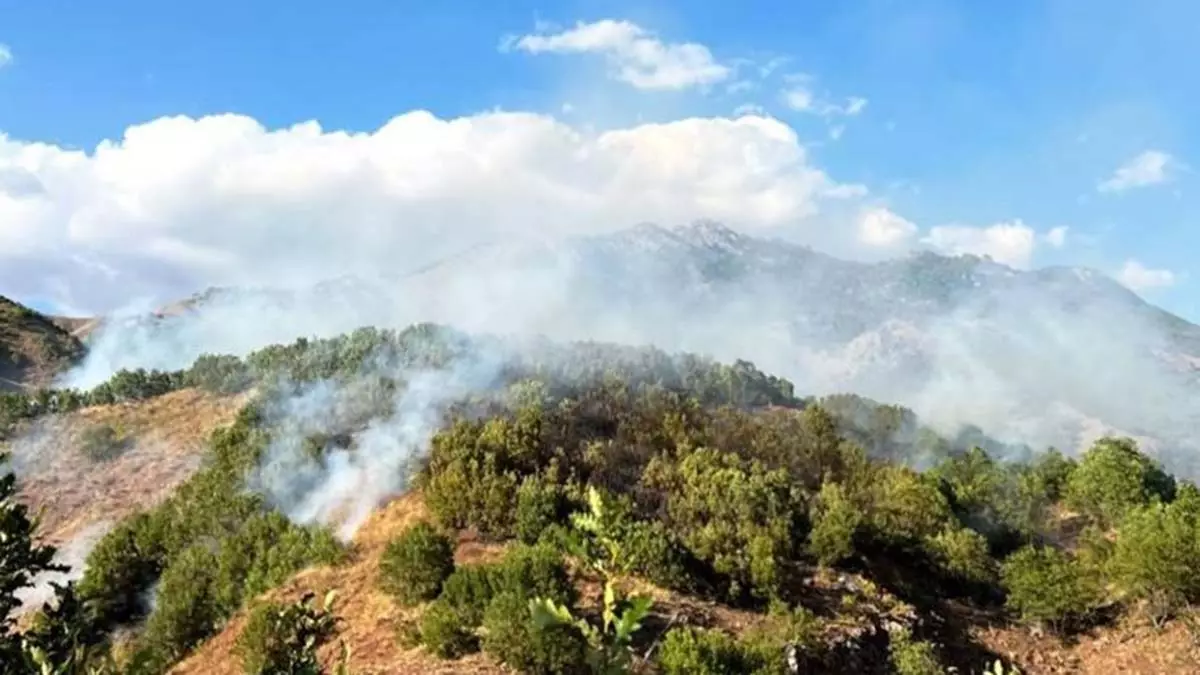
[1043,226,1068,248]
[1116,259,1177,291]
[507,19,730,90]
[0,44,12,69]
[922,220,1040,268]
[0,110,871,313]
[1098,150,1174,193]
[857,207,917,248]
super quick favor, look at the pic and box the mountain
[6,229,1200,673]
[69,222,1200,471]
[0,295,88,392]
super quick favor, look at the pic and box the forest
[1,322,1194,674]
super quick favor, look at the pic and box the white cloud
[922,220,1039,268]
[1043,226,1068,248]
[781,80,867,118]
[1097,150,1174,193]
[1116,259,1176,291]
[0,111,864,312]
[782,86,815,112]
[857,207,917,248]
[508,19,730,91]
[0,44,12,69]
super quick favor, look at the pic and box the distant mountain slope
[0,295,87,391]
[66,222,1200,470]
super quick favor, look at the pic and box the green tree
[1001,545,1101,633]
[531,487,655,675]
[1107,497,1200,625]
[1065,437,1175,526]
[236,591,340,675]
[1,452,64,666]
[807,480,863,567]
[378,522,455,606]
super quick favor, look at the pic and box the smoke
[3,110,1191,538]
[58,220,1200,486]
[249,345,507,539]
[15,521,113,616]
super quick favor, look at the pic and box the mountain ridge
[17,220,1200,472]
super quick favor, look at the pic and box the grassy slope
[0,295,87,391]
[170,491,1200,675]
[5,387,248,546]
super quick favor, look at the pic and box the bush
[438,563,500,627]
[491,544,576,608]
[481,591,589,675]
[658,627,772,674]
[808,480,863,567]
[888,628,943,675]
[78,512,167,627]
[78,422,130,462]
[136,545,222,666]
[212,512,343,615]
[378,522,456,606]
[1107,497,1200,623]
[924,525,996,586]
[1065,437,1175,526]
[1001,545,1101,632]
[434,543,575,632]
[643,448,804,600]
[865,465,953,545]
[421,411,549,540]
[419,599,478,659]
[236,592,339,675]
[514,476,569,545]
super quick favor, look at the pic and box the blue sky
[1,0,1198,320]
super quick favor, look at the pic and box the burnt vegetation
[0,322,1197,673]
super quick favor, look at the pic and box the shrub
[378,522,456,606]
[807,480,863,567]
[888,628,942,675]
[78,422,130,462]
[1065,437,1175,526]
[1001,545,1101,632]
[236,592,339,675]
[1107,497,1200,624]
[491,544,576,608]
[924,525,997,586]
[137,545,222,666]
[658,627,774,674]
[419,599,478,659]
[643,448,803,600]
[865,465,954,545]
[514,476,569,545]
[421,411,548,540]
[213,512,343,615]
[439,563,496,618]
[438,564,499,627]
[434,543,575,632]
[78,512,167,627]
[482,591,589,675]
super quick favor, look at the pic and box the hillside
[2,323,1200,674]
[0,296,87,391]
[69,222,1200,475]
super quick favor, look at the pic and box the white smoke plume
[249,346,507,539]
[15,521,113,615]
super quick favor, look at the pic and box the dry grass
[0,295,86,391]
[8,387,248,546]
[974,614,1200,674]
[171,495,512,675]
